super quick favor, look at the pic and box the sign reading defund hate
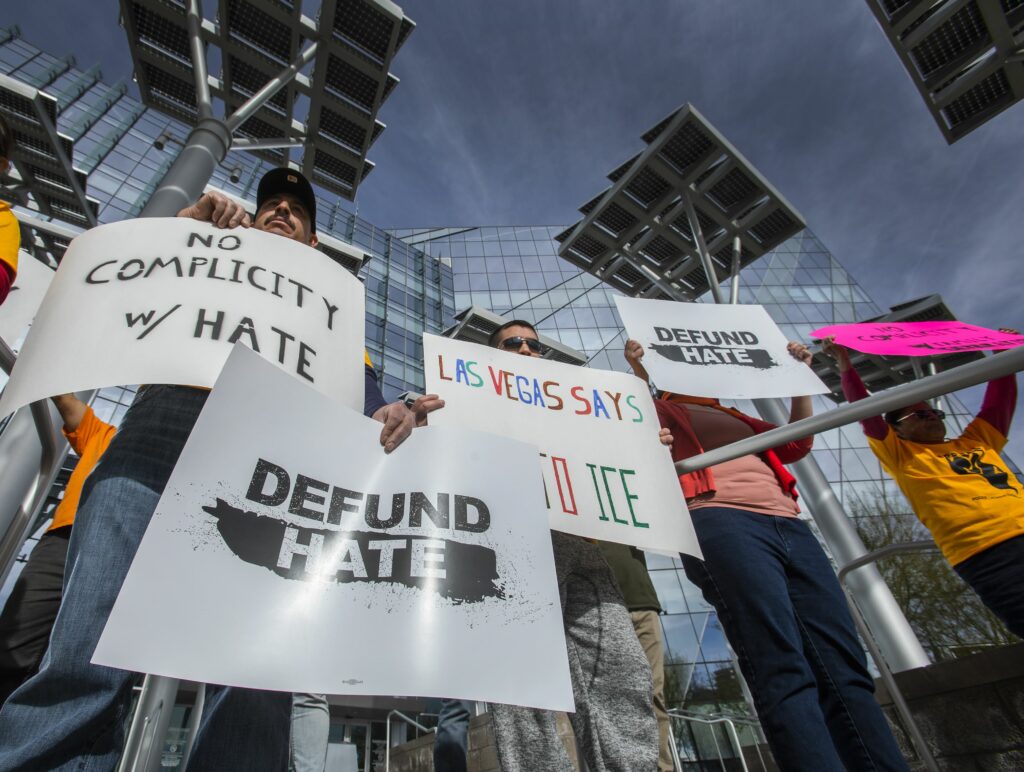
[614,296,829,400]
[422,334,700,557]
[0,218,365,418]
[94,345,572,711]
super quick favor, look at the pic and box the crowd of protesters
[0,155,1019,772]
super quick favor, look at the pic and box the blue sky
[11,0,1024,460]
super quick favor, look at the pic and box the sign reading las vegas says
[811,321,1024,357]
[0,218,365,418]
[614,296,829,400]
[423,334,700,556]
[94,346,572,710]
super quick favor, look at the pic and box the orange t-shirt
[0,200,19,280]
[48,406,116,532]
[868,417,1024,565]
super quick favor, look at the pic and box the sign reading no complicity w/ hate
[0,218,366,417]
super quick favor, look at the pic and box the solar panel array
[120,0,414,199]
[555,103,805,301]
[0,74,99,227]
[864,0,1024,143]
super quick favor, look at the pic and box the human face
[495,325,542,358]
[893,402,946,443]
[253,193,317,246]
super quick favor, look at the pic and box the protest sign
[614,296,829,399]
[0,218,365,417]
[0,250,54,352]
[94,345,572,710]
[811,321,1024,357]
[422,333,700,557]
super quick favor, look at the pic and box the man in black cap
[0,169,439,771]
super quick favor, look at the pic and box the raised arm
[786,341,814,423]
[624,338,651,384]
[977,328,1020,436]
[50,393,89,432]
[821,337,888,440]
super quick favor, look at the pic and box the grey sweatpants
[490,532,659,771]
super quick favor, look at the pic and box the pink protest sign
[810,322,1024,357]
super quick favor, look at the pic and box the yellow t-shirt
[0,200,19,280]
[48,406,116,532]
[868,417,1024,565]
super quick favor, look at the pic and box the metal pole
[185,0,213,121]
[681,191,724,303]
[675,346,1024,474]
[232,137,306,151]
[117,673,181,772]
[752,397,931,672]
[138,117,232,218]
[728,235,741,304]
[926,360,943,412]
[225,42,318,133]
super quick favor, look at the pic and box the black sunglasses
[499,336,545,354]
[894,409,945,423]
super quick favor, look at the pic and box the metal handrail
[667,709,762,772]
[837,541,942,772]
[675,346,1024,474]
[0,336,63,589]
[384,709,434,772]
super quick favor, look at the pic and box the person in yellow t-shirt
[0,115,21,305]
[823,335,1024,638]
[0,394,115,704]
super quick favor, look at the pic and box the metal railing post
[836,542,943,772]
[384,709,432,772]
[117,674,181,772]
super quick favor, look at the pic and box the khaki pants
[630,609,673,772]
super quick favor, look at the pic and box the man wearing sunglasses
[822,334,1024,639]
[482,319,659,772]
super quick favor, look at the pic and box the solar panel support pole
[711,268,931,673]
[225,41,318,134]
[232,137,306,152]
[138,117,232,219]
[185,0,213,121]
[681,190,724,304]
[728,235,741,305]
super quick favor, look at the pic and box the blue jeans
[954,534,1024,638]
[290,693,329,772]
[433,699,473,772]
[0,386,289,771]
[681,507,908,772]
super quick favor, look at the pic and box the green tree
[848,489,1016,662]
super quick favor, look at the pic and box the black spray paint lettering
[246,458,491,533]
[87,232,343,332]
[650,343,776,369]
[193,311,317,382]
[202,498,505,603]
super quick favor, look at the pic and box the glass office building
[2,24,1019,767]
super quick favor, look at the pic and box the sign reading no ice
[614,297,829,400]
[0,218,365,418]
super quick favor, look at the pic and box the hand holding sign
[811,322,1024,357]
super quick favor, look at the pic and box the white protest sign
[94,345,572,711]
[0,218,365,417]
[0,251,54,352]
[423,334,699,557]
[614,296,829,400]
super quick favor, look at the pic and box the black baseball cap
[256,167,317,233]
